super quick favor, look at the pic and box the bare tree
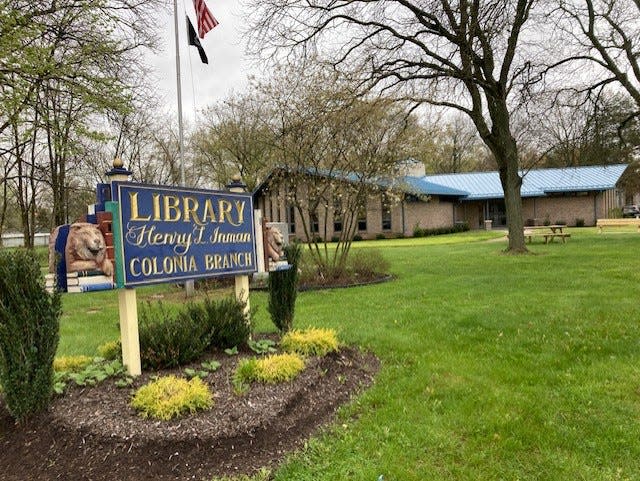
[257,65,415,274]
[555,0,640,117]
[194,92,275,191]
[245,0,547,252]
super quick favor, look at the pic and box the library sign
[114,182,257,287]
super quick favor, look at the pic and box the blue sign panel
[115,182,256,287]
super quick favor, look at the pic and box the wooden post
[107,158,141,376]
[228,175,251,317]
[118,288,141,376]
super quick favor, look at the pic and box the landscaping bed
[0,345,379,481]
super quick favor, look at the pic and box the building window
[311,210,320,233]
[333,194,343,233]
[287,204,296,234]
[381,194,392,231]
[357,204,367,232]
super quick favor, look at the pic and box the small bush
[353,234,363,241]
[139,296,251,369]
[138,302,211,369]
[0,249,61,421]
[97,341,121,361]
[280,328,339,357]
[202,296,251,349]
[347,249,389,278]
[131,375,213,421]
[268,243,302,333]
[375,233,386,240]
[234,353,305,387]
[575,218,585,227]
[53,355,93,372]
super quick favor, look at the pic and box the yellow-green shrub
[280,328,339,357]
[53,355,93,372]
[97,341,120,361]
[235,353,305,386]
[131,375,213,420]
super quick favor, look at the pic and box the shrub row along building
[253,162,629,241]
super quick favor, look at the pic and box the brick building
[253,163,629,241]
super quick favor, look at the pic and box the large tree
[245,0,546,252]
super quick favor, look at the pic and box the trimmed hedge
[413,222,469,237]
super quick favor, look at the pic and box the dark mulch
[0,346,379,481]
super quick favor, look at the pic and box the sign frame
[113,181,257,288]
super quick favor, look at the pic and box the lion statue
[264,225,285,262]
[49,222,113,277]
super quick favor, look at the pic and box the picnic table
[523,225,571,244]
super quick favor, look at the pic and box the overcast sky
[148,1,257,123]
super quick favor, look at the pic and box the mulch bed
[0,345,379,481]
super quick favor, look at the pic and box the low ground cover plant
[54,358,130,394]
[53,355,93,372]
[280,328,339,357]
[234,353,305,392]
[131,375,213,421]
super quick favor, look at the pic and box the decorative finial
[232,173,242,182]
[113,157,124,169]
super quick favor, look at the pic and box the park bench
[596,218,640,233]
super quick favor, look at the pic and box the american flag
[193,0,219,38]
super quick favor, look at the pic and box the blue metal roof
[254,164,628,201]
[398,176,469,197]
[421,164,628,200]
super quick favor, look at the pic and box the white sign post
[107,159,142,376]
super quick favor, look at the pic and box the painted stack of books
[45,273,56,294]
[66,269,114,293]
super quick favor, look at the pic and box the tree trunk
[476,99,527,253]
[499,161,527,253]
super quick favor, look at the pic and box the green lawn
[57,229,640,480]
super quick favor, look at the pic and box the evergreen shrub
[268,242,302,333]
[201,296,251,349]
[138,302,211,369]
[0,249,61,421]
[139,296,250,369]
[131,375,213,420]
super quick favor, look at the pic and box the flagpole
[173,0,194,296]
[173,0,186,187]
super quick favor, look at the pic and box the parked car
[622,204,640,217]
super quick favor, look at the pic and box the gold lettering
[234,200,245,226]
[202,198,217,223]
[130,258,141,276]
[218,199,233,224]
[183,196,201,224]
[152,193,161,221]
[164,195,181,221]
[129,193,151,221]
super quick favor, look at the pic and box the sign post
[106,159,141,376]
[228,175,251,317]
